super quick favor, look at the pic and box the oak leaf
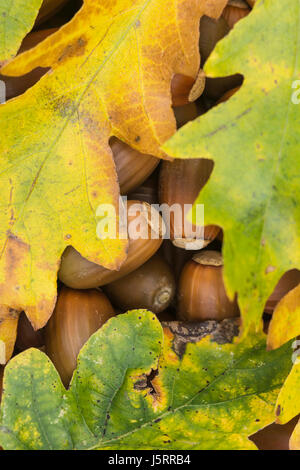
[0,0,43,62]
[0,0,226,357]
[163,0,300,336]
[0,311,293,450]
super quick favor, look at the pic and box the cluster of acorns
[0,0,299,450]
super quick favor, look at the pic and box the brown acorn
[0,28,58,101]
[246,0,256,7]
[159,159,220,250]
[128,170,159,205]
[173,102,198,129]
[156,310,175,322]
[250,416,299,450]
[15,312,45,352]
[104,254,176,314]
[177,250,239,321]
[59,200,164,289]
[217,86,241,104]
[199,15,230,65]
[45,287,115,386]
[111,137,159,195]
[264,270,300,314]
[222,0,251,29]
[171,74,196,107]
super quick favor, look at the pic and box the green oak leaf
[0,310,293,450]
[163,0,300,336]
[0,0,43,62]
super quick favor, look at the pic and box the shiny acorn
[264,270,300,314]
[159,159,220,250]
[250,417,299,450]
[111,137,159,195]
[15,312,45,352]
[177,250,239,321]
[222,0,251,29]
[59,200,164,289]
[199,15,230,65]
[104,254,176,314]
[128,171,159,205]
[173,102,198,129]
[45,287,115,386]
[171,74,196,107]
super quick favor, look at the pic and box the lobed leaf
[268,284,300,349]
[0,0,43,62]
[0,311,293,450]
[0,0,226,354]
[163,0,300,336]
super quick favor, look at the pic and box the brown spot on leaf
[58,37,87,63]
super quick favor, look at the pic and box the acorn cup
[58,200,165,289]
[15,312,45,352]
[264,270,300,314]
[177,250,240,321]
[222,0,251,29]
[104,254,176,314]
[159,159,220,250]
[45,287,115,387]
[111,137,159,195]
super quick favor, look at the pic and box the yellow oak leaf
[290,418,300,450]
[275,360,300,426]
[268,284,300,350]
[0,0,227,360]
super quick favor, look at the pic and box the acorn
[177,250,239,321]
[217,86,241,104]
[264,270,300,314]
[204,75,243,102]
[128,170,159,205]
[222,0,251,29]
[0,28,57,101]
[111,137,159,195]
[171,74,196,107]
[173,102,198,129]
[15,312,45,352]
[250,417,299,450]
[45,287,115,386]
[58,200,164,289]
[156,310,175,322]
[199,15,230,65]
[246,0,256,7]
[36,0,69,24]
[104,254,176,314]
[159,159,220,250]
